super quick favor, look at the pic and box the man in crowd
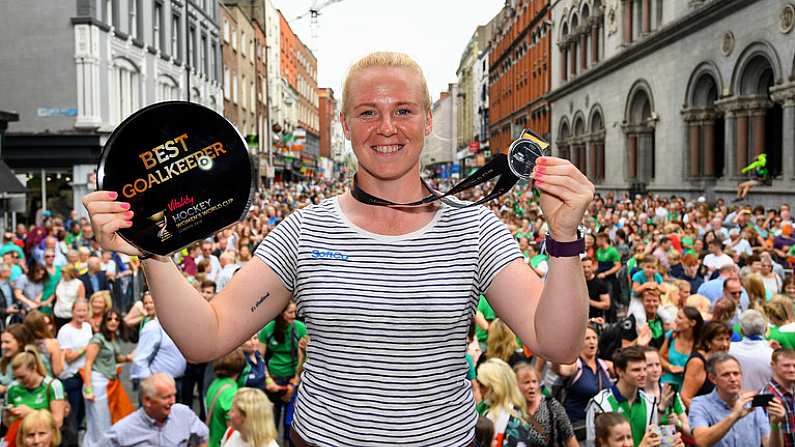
[690,352,786,447]
[703,239,735,278]
[764,348,795,446]
[585,346,657,447]
[195,240,221,282]
[80,256,110,296]
[698,264,749,309]
[730,309,774,391]
[215,251,239,292]
[583,257,610,321]
[104,373,209,446]
[595,232,622,322]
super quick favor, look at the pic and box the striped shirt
[255,197,521,446]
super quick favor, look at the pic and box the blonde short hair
[232,388,277,445]
[341,51,431,116]
[16,409,60,447]
[477,358,528,421]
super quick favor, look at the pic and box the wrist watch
[543,227,586,258]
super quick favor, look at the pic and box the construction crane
[292,0,345,53]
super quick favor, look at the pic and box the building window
[105,0,116,27]
[241,75,247,109]
[223,20,230,43]
[157,75,179,102]
[189,25,196,68]
[233,75,238,103]
[210,40,217,81]
[232,29,237,50]
[128,0,138,39]
[250,81,255,110]
[241,32,246,56]
[113,58,140,123]
[171,14,180,60]
[200,34,207,76]
[224,68,230,99]
[153,3,163,51]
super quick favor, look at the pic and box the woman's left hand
[533,157,595,241]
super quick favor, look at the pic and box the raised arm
[82,191,291,362]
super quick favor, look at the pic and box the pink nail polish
[120,202,130,210]
[108,191,118,200]
[124,211,134,218]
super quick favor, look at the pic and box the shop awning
[0,160,27,195]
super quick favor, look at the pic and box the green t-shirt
[205,377,238,447]
[596,246,621,274]
[258,320,308,378]
[5,376,64,418]
[39,266,61,315]
[465,353,476,381]
[606,391,653,447]
[769,325,795,350]
[658,392,685,426]
[475,295,495,344]
[89,333,120,379]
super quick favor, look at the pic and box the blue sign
[37,107,78,117]
[451,164,461,174]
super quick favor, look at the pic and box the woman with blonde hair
[512,363,578,446]
[221,387,278,447]
[483,319,525,367]
[87,291,112,333]
[2,347,67,446]
[16,409,61,447]
[765,295,795,349]
[476,358,529,445]
[742,273,769,310]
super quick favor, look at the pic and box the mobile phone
[658,425,677,447]
[751,394,775,407]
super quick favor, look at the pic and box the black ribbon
[350,129,548,209]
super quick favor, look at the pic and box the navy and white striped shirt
[255,197,520,446]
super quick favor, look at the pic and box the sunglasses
[107,317,120,322]
[44,255,55,259]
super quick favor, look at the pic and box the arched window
[624,81,656,182]
[157,74,179,102]
[683,64,724,179]
[112,57,140,123]
[589,107,606,181]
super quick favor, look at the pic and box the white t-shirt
[702,253,734,272]
[54,278,82,319]
[220,428,278,447]
[56,321,93,379]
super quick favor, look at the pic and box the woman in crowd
[257,300,307,428]
[2,347,66,439]
[87,291,111,333]
[742,273,769,310]
[643,347,690,434]
[476,358,530,445]
[680,321,732,408]
[17,409,61,447]
[512,362,577,447]
[52,265,84,330]
[480,318,526,368]
[765,296,795,349]
[711,297,741,341]
[82,309,133,446]
[23,311,62,378]
[0,324,34,394]
[55,299,92,445]
[206,349,247,447]
[240,335,266,390]
[553,324,612,438]
[123,291,155,334]
[760,256,783,296]
[13,264,50,313]
[594,412,683,447]
[221,387,279,447]
[660,306,702,389]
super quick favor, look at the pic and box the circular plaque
[507,137,545,179]
[97,101,254,256]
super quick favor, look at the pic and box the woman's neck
[70,320,82,328]
[526,396,541,414]
[644,380,661,397]
[354,169,426,204]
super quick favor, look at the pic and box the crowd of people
[1,176,794,446]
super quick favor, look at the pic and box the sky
[272,0,505,102]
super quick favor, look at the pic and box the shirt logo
[310,249,350,261]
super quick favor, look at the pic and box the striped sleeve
[477,207,522,292]
[254,210,303,293]
[46,378,65,401]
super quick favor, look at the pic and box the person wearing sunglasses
[83,310,134,446]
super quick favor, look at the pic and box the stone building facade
[548,0,795,205]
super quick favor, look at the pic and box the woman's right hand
[81,191,142,256]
